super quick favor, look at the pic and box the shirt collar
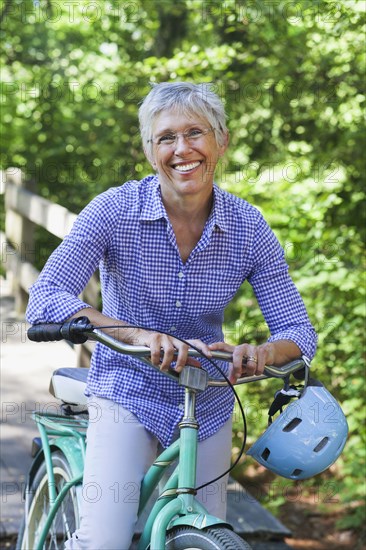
[212,184,227,232]
[140,175,167,222]
[140,175,227,232]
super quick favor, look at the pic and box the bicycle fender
[24,448,48,494]
[25,439,84,490]
[51,438,84,479]
[169,512,231,531]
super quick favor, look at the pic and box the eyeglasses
[148,127,215,146]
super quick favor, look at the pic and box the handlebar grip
[27,323,63,342]
[28,316,93,344]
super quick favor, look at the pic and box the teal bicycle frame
[29,362,235,550]
[27,412,86,549]
[24,325,308,550]
[139,383,231,549]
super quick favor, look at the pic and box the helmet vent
[261,448,271,461]
[283,417,302,432]
[313,437,329,452]
[292,468,303,477]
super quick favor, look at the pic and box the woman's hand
[69,309,212,374]
[208,341,276,383]
[136,330,212,373]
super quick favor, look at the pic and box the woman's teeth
[174,161,201,172]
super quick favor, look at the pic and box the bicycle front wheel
[165,525,252,549]
[16,450,80,550]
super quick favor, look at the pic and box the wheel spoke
[17,452,79,550]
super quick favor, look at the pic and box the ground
[2,484,365,550]
[241,465,366,550]
[281,500,365,550]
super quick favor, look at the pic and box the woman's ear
[219,131,229,157]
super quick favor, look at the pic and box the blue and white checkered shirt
[26,175,317,447]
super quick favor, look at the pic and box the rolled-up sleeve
[248,214,317,360]
[26,189,120,324]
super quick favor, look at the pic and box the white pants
[65,396,232,550]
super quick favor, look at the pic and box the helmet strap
[267,358,312,425]
[268,376,302,425]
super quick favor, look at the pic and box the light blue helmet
[247,380,348,480]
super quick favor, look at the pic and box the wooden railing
[2,167,99,366]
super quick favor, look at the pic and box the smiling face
[146,109,228,205]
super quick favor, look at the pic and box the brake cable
[88,323,247,491]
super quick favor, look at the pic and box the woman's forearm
[68,308,146,345]
[258,339,302,366]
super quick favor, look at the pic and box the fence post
[4,168,36,314]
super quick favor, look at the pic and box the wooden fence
[2,167,98,366]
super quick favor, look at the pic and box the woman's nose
[173,134,192,154]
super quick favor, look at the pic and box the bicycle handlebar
[27,317,307,385]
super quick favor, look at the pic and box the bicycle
[17,316,309,550]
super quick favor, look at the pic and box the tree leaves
[1,0,364,529]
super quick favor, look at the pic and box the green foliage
[1,0,365,531]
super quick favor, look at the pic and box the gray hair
[139,82,228,158]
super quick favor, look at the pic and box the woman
[26,82,317,548]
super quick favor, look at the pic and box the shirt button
[176,300,182,308]
[170,326,177,332]
[178,403,184,410]
[178,271,184,279]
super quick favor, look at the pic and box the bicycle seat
[50,368,88,405]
